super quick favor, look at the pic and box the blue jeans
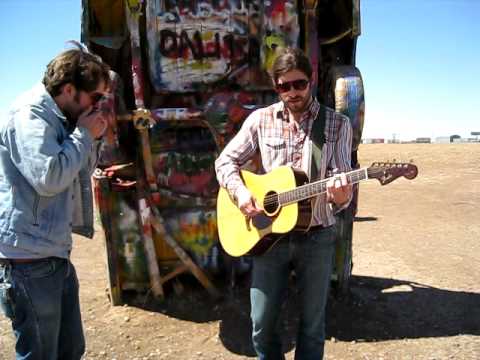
[250,226,335,360]
[0,257,85,360]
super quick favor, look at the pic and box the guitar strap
[310,104,327,180]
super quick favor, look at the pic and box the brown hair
[42,44,110,97]
[271,47,312,84]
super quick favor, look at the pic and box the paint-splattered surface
[146,0,298,92]
[84,0,365,299]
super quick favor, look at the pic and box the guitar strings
[260,170,368,207]
[260,166,409,207]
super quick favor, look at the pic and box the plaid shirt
[215,98,352,227]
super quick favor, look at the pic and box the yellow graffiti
[176,215,217,255]
[262,33,286,74]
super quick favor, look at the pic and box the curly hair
[271,47,312,84]
[42,44,110,97]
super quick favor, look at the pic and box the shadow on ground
[126,274,480,357]
[327,276,480,341]
[353,216,378,222]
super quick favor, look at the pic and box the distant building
[433,135,478,143]
[415,137,431,143]
[450,135,461,142]
[451,137,475,143]
[435,136,450,143]
[362,138,385,144]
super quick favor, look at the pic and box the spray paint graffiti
[153,151,218,197]
[150,124,218,197]
[85,0,365,298]
[115,191,150,288]
[165,210,220,273]
[203,91,257,137]
[164,210,217,254]
[147,0,298,92]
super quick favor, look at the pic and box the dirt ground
[1,143,479,359]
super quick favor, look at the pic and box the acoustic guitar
[217,162,418,257]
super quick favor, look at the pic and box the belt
[291,224,329,234]
[0,258,51,265]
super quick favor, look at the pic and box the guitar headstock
[367,161,418,185]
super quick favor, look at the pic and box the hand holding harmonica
[77,106,109,139]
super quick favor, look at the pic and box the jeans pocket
[22,259,57,279]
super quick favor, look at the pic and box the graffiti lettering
[148,0,287,91]
[159,29,256,63]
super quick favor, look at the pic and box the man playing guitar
[215,47,352,359]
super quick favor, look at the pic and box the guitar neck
[279,168,368,205]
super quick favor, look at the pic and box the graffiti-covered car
[82,0,364,304]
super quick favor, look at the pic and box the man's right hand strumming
[236,187,263,217]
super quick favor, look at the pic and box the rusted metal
[93,176,123,305]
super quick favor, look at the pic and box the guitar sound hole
[263,191,279,214]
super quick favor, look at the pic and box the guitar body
[217,162,418,257]
[217,166,312,257]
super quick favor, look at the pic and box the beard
[63,106,79,130]
[62,93,83,131]
[64,112,78,132]
[283,93,312,116]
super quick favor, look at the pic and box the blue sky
[0,0,479,141]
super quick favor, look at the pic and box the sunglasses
[275,79,309,93]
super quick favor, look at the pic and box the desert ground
[1,143,479,359]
